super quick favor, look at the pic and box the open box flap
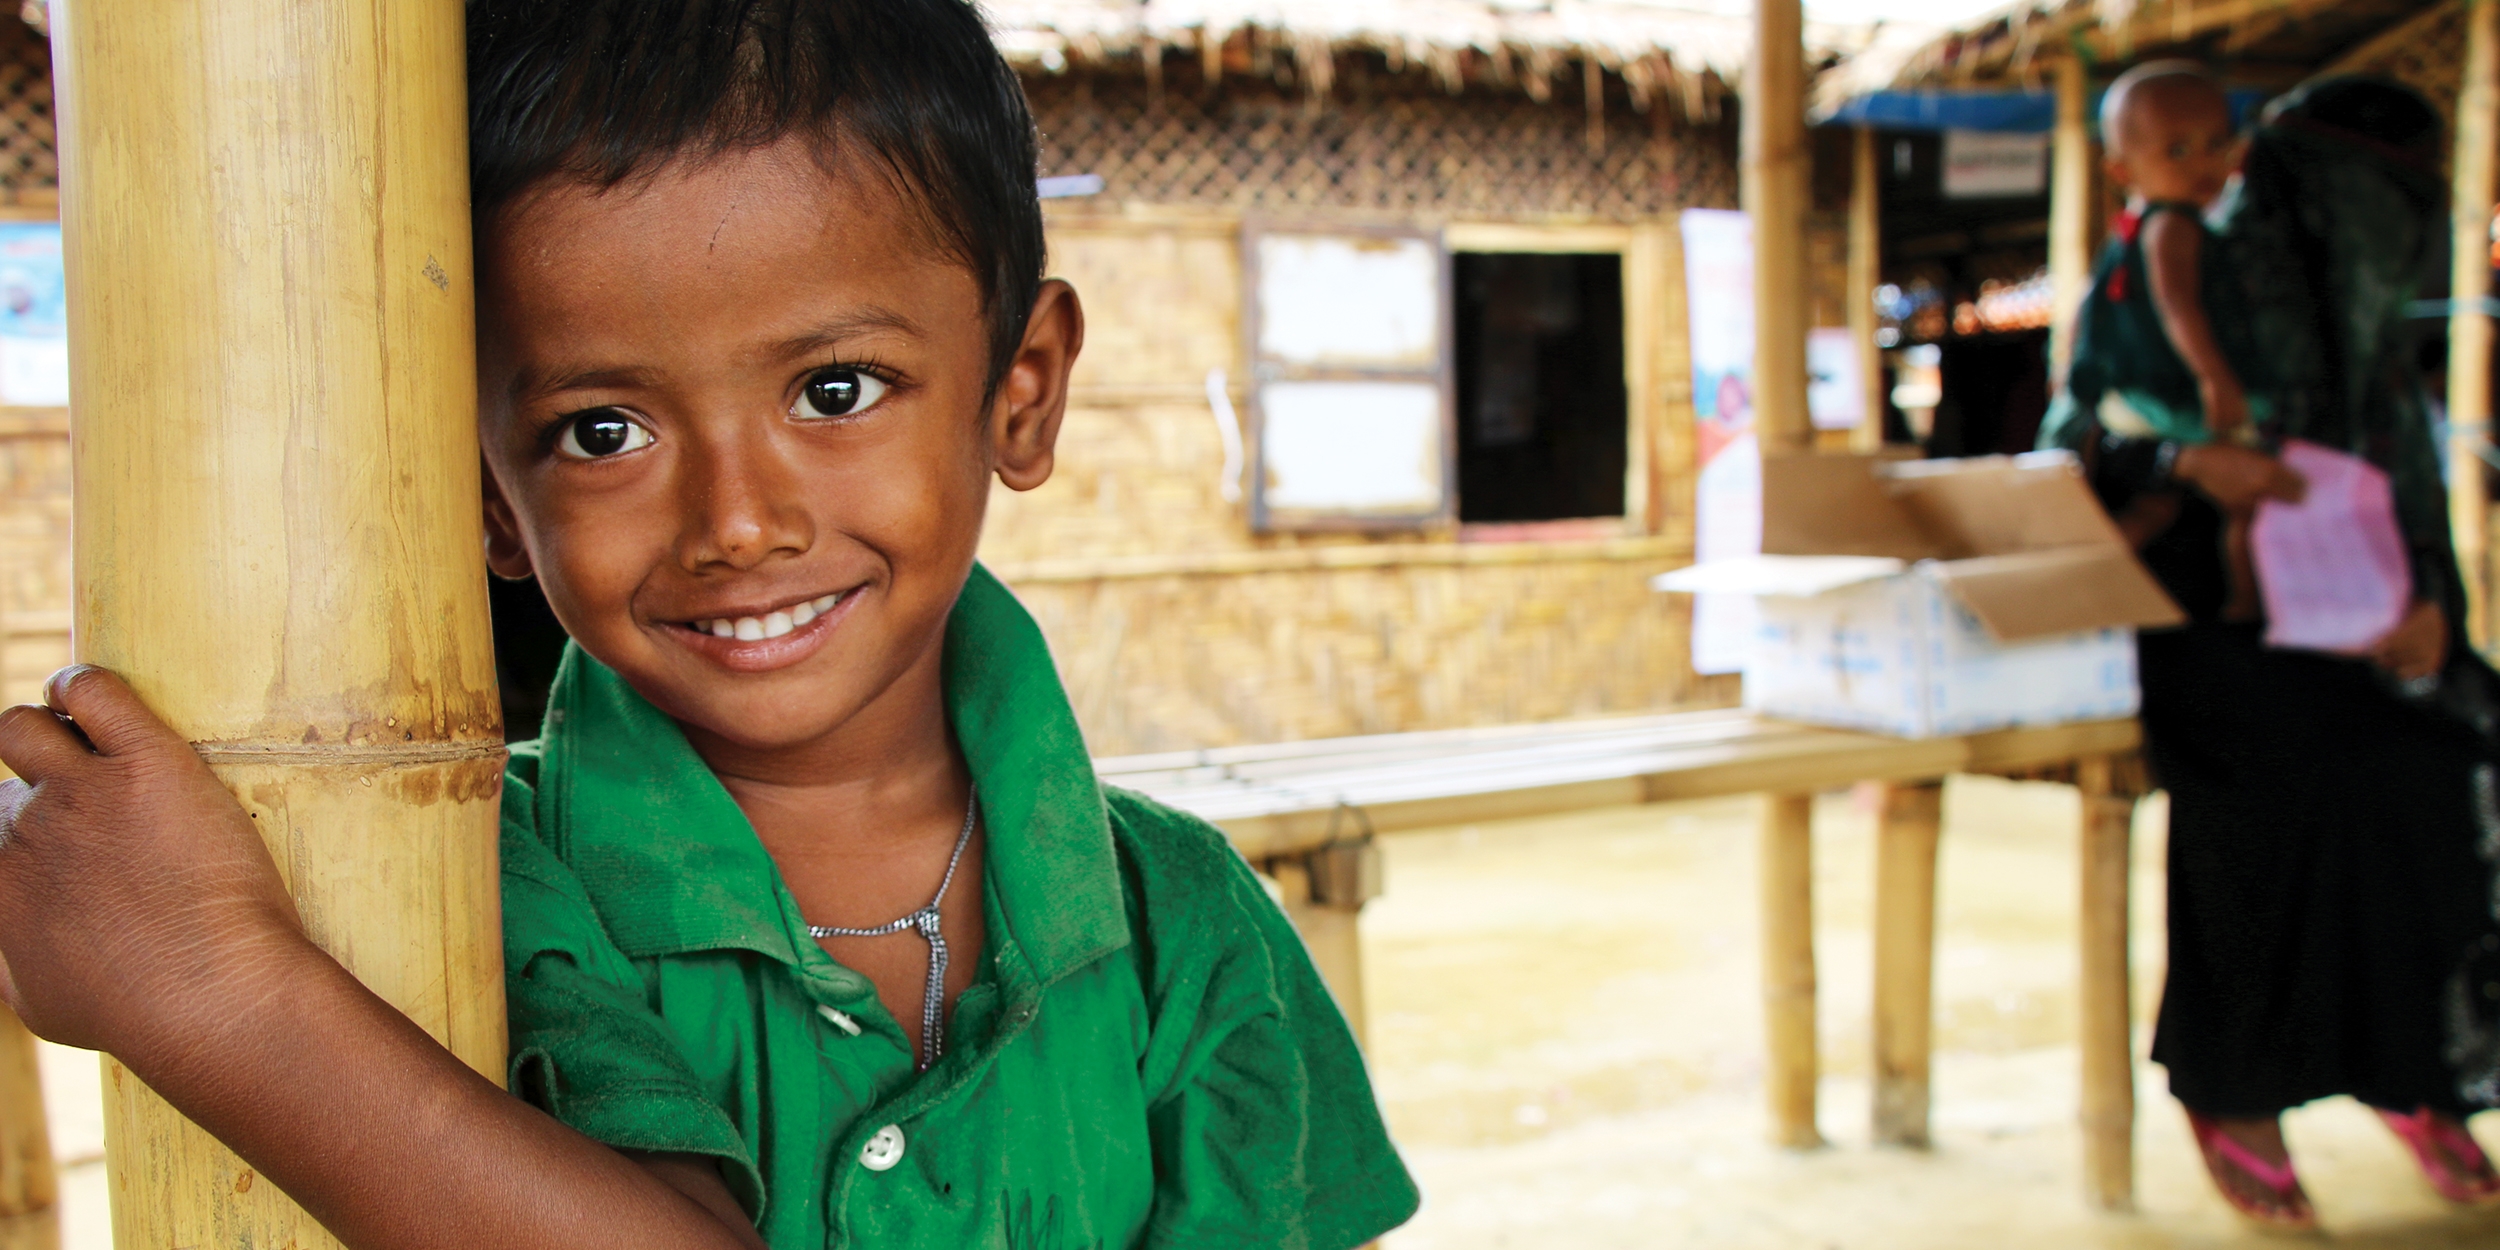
[1759,453,1936,559]
[1882,451,2132,558]
[1927,548,2188,642]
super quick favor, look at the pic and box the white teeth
[700,594,842,643]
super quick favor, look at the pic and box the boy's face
[475,137,1075,758]
[2107,84,2238,207]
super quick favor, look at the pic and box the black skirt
[2141,619,2495,1117]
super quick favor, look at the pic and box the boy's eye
[554,410,652,460]
[793,367,889,421]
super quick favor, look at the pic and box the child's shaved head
[468,0,1045,391]
[2101,61,2229,149]
[2098,60,2238,208]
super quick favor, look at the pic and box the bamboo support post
[1846,126,1885,452]
[1266,839,1384,1048]
[2451,0,2500,650]
[52,3,503,1247]
[1758,791,1822,1148]
[2075,755,2139,1212]
[1870,780,1943,1148]
[1746,0,1811,455]
[0,1006,56,1250]
[2048,57,2095,387]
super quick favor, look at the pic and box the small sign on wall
[0,222,65,406]
[1941,130,2048,198]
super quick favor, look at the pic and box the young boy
[2079,62,2269,618]
[0,2,1419,1246]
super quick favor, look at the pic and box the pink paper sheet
[2251,439,2410,653]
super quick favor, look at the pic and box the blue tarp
[1817,87,2272,134]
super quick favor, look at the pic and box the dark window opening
[1925,331,2050,458]
[1454,252,1627,523]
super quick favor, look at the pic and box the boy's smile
[473,136,1076,767]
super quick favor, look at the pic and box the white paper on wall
[1806,326,1863,430]
[1258,380,1444,514]
[1255,234,1440,369]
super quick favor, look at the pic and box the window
[1243,224,1453,531]
[1452,252,1626,523]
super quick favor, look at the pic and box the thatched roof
[986,1,1876,116]
[1861,0,2444,90]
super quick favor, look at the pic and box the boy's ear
[991,279,1083,493]
[480,460,536,581]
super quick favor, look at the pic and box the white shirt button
[859,1124,906,1172]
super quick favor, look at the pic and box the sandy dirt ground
[24,777,2500,1247]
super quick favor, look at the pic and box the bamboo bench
[1096,709,2150,1211]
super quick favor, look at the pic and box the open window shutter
[1244,224,1454,531]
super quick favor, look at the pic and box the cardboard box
[1653,451,2183,738]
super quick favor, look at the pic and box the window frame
[1442,222,1660,541]
[1241,219,1457,534]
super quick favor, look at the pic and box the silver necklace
[806,792,978,1070]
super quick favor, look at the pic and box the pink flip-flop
[2188,1111,2318,1232]
[2376,1106,2500,1206]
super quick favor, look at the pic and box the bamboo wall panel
[980,206,1739,754]
[1027,70,1737,222]
[1003,560,1738,756]
[0,414,67,707]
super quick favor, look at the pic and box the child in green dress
[2080,62,2267,618]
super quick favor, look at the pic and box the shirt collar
[531,562,1130,987]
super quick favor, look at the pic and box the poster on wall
[0,222,65,407]
[1680,208,1758,676]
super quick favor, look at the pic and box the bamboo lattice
[1026,67,1736,220]
[0,18,49,195]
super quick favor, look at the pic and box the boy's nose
[677,447,812,570]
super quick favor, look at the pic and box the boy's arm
[2141,212,2250,432]
[0,668,766,1250]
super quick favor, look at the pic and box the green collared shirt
[498,565,1418,1249]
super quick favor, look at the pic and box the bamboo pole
[50,3,503,1247]
[2451,0,2500,650]
[1870,780,1943,1148]
[1266,847,1379,1049]
[0,1006,56,1250]
[2049,57,2095,388]
[1847,127,1885,452]
[2076,755,2138,1212]
[1745,0,1811,454]
[1758,791,1822,1148]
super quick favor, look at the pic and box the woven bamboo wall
[0,411,67,708]
[0,20,58,716]
[980,185,1784,754]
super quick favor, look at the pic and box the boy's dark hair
[468,0,1045,392]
